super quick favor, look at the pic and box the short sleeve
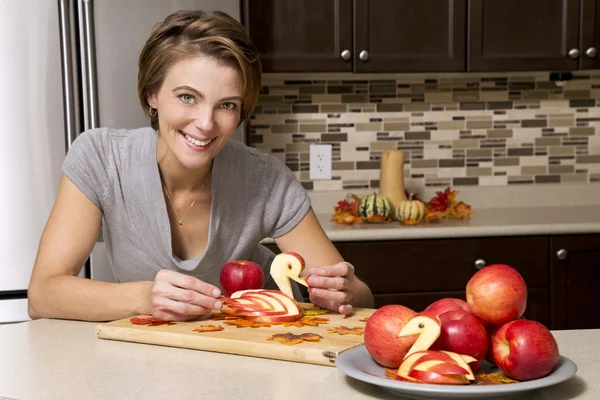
[62,128,111,211]
[263,156,311,238]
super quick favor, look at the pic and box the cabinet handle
[557,249,568,261]
[359,50,369,61]
[474,259,486,269]
[568,48,580,59]
[340,49,351,60]
[585,47,597,58]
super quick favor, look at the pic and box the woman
[27,10,373,322]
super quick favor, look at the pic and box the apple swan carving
[396,311,477,384]
[269,252,309,300]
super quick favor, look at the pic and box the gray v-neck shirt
[62,127,311,292]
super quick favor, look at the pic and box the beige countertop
[265,183,600,243]
[0,319,596,400]
[262,205,600,244]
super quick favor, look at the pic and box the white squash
[396,199,426,224]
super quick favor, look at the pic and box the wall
[248,71,600,192]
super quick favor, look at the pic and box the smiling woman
[26,10,374,324]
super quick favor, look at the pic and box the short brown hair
[138,10,262,130]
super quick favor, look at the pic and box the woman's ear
[147,94,157,109]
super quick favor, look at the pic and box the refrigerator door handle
[78,0,99,130]
[57,0,77,149]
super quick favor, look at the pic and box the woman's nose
[193,107,214,131]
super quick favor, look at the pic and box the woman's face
[148,56,242,170]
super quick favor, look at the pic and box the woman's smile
[180,130,214,151]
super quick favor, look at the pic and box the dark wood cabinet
[243,0,465,72]
[468,0,600,71]
[550,234,600,330]
[353,0,466,72]
[242,0,353,72]
[243,0,600,73]
[580,0,600,69]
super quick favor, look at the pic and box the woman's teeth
[184,134,212,147]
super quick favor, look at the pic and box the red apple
[364,305,418,368]
[219,260,265,297]
[425,298,471,316]
[485,323,501,365]
[430,310,488,371]
[466,264,527,325]
[493,320,560,381]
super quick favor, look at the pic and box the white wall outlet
[309,144,332,180]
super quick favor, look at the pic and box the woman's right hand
[150,269,223,321]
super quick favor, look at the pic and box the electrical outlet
[309,144,332,180]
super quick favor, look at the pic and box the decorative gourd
[379,149,407,219]
[358,193,392,219]
[396,199,426,224]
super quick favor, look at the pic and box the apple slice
[413,360,469,376]
[396,374,422,383]
[398,351,431,378]
[231,289,265,299]
[398,311,442,358]
[270,252,308,300]
[409,370,470,385]
[439,351,476,380]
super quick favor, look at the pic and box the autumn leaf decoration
[129,317,173,326]
[282,316,330,328]
[301,306,331,317]
[424,187,475,222]
[192,325,224,333]
[327,326,365,336]
[331,186,474,225]
[267,332,323,346]
[223,319,274,329]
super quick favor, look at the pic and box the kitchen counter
[0,319,596,399]
[262,205,600,244]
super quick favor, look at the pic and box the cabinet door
[334,237,548,294]
[550,234,600,330]
[468,0,580,71]
[580,0,600,69]
[242,0,353,72]
[353,0,466,72]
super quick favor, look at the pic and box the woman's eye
[179,94,194,104]
[220,102,237,111]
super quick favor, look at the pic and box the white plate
[336,345,577,399]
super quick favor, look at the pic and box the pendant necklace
[161,164,212,227]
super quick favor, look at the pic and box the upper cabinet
[353,0,466,72]
[243,0,600,73]
[580,0,600,69]
[243,0,465,73]
[469,0,600,71]
[242,0,353,72]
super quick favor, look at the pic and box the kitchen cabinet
[550,234,600,330]
[244,0,600,73]
[468,0,600,71]
[242,0,353,72]
[242,0,466,73]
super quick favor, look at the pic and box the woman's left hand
[305,262,357,315]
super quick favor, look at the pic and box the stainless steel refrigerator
[0,0,244,324]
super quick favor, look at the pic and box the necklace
[161,165,212,227]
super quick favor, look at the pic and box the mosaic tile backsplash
[248,71,600,191]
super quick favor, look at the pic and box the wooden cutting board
[95,303,376,367]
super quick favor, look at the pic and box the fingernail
[318,268,326,275]
[214,301,222,309]
[213,288,221,297]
